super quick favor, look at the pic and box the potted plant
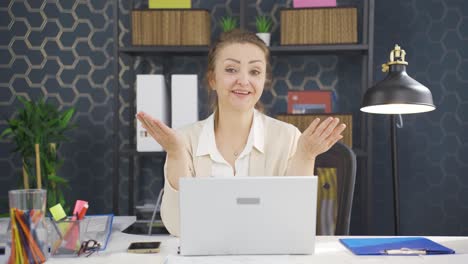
[255,15,272,46]
[1,96,76,211]
[219,16,238,32]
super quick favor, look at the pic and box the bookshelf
[113,0,375,234]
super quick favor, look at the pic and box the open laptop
[179,176,318,255]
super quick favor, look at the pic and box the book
[287,90,333,114]
[340,237,455,255]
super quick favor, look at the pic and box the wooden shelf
[119,46,209,55]
[119,44,368,56]
[269,44,369,54]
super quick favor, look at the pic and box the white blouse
[194,110,265,177]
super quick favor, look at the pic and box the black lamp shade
[361,64,435,114]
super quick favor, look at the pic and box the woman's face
[209,43,266,113]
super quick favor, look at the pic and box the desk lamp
[360,44,436,235]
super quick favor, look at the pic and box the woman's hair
[205,29,272,113]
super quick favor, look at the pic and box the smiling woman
[135,29,347,236]
[209,44,265,114]
[205,29,272,114]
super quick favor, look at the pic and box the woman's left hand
[295,117,347,161]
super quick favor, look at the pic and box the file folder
[136,74,169,152]
[171,74,198,130]
[340,237,455,255]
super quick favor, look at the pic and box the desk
[1,217,468,263]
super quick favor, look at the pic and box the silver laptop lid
[179,176,318,255]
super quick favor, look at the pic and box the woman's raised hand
[136,112,186,158]
[296,117,346,160]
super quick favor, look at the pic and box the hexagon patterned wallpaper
[1,0,467,235]
[372,0,468,235]
[0,0,115,214]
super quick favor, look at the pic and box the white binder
[171,74,199,129]
[136,74,169,152]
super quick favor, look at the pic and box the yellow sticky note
[49,204,67,221]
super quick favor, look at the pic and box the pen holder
[49,217,91,257]
[7,189,48,264]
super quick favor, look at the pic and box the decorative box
[293,0,337,8]
[280,7,357,45]
[149,0,191,9]
[132,9,210,46]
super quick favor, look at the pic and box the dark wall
[1,0,466,235]
[0,1,115,214]
[372,0,468,235]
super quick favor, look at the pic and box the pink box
[293,0,337,8]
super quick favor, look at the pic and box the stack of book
[280,7,357,45]
[132,9,210,46]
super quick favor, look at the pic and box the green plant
[219,16,238,32]
[255,15,272,33]
[0,96,76,210]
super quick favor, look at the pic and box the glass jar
[8,189,48,264]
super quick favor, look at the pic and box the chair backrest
[314,141,356,235]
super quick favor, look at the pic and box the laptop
[179,176,318,255]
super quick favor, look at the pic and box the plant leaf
[0,127,12,139]
[48,174,68,184]
[60,108,75,128]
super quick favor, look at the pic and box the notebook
[340,237,455,255]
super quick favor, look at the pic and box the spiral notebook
[340,237,455,255]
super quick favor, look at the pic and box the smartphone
[127,241,161,253]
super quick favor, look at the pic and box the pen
[384,248,427,255]
[77,203,89,220]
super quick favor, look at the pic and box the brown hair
[204,29,272,113]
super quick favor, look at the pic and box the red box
[287,90,333,114]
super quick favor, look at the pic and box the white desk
[2,216,468,263]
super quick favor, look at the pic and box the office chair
[314,141,356,235]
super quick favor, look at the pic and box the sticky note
[49,204,67,221]
[72,200,88,218]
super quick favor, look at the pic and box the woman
[136,29,346,236]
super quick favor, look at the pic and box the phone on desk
[127,241,161,253]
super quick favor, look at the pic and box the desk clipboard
[339,237,455,255]
[80,214,114,251]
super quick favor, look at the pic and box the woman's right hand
[136,111,185,158]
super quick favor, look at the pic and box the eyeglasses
[77,239,101,257]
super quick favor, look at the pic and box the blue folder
[339,237,455,255]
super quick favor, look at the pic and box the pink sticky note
[293,0,337,8]
[72,200,88,219]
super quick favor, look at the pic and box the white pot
[256,33,271,46]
